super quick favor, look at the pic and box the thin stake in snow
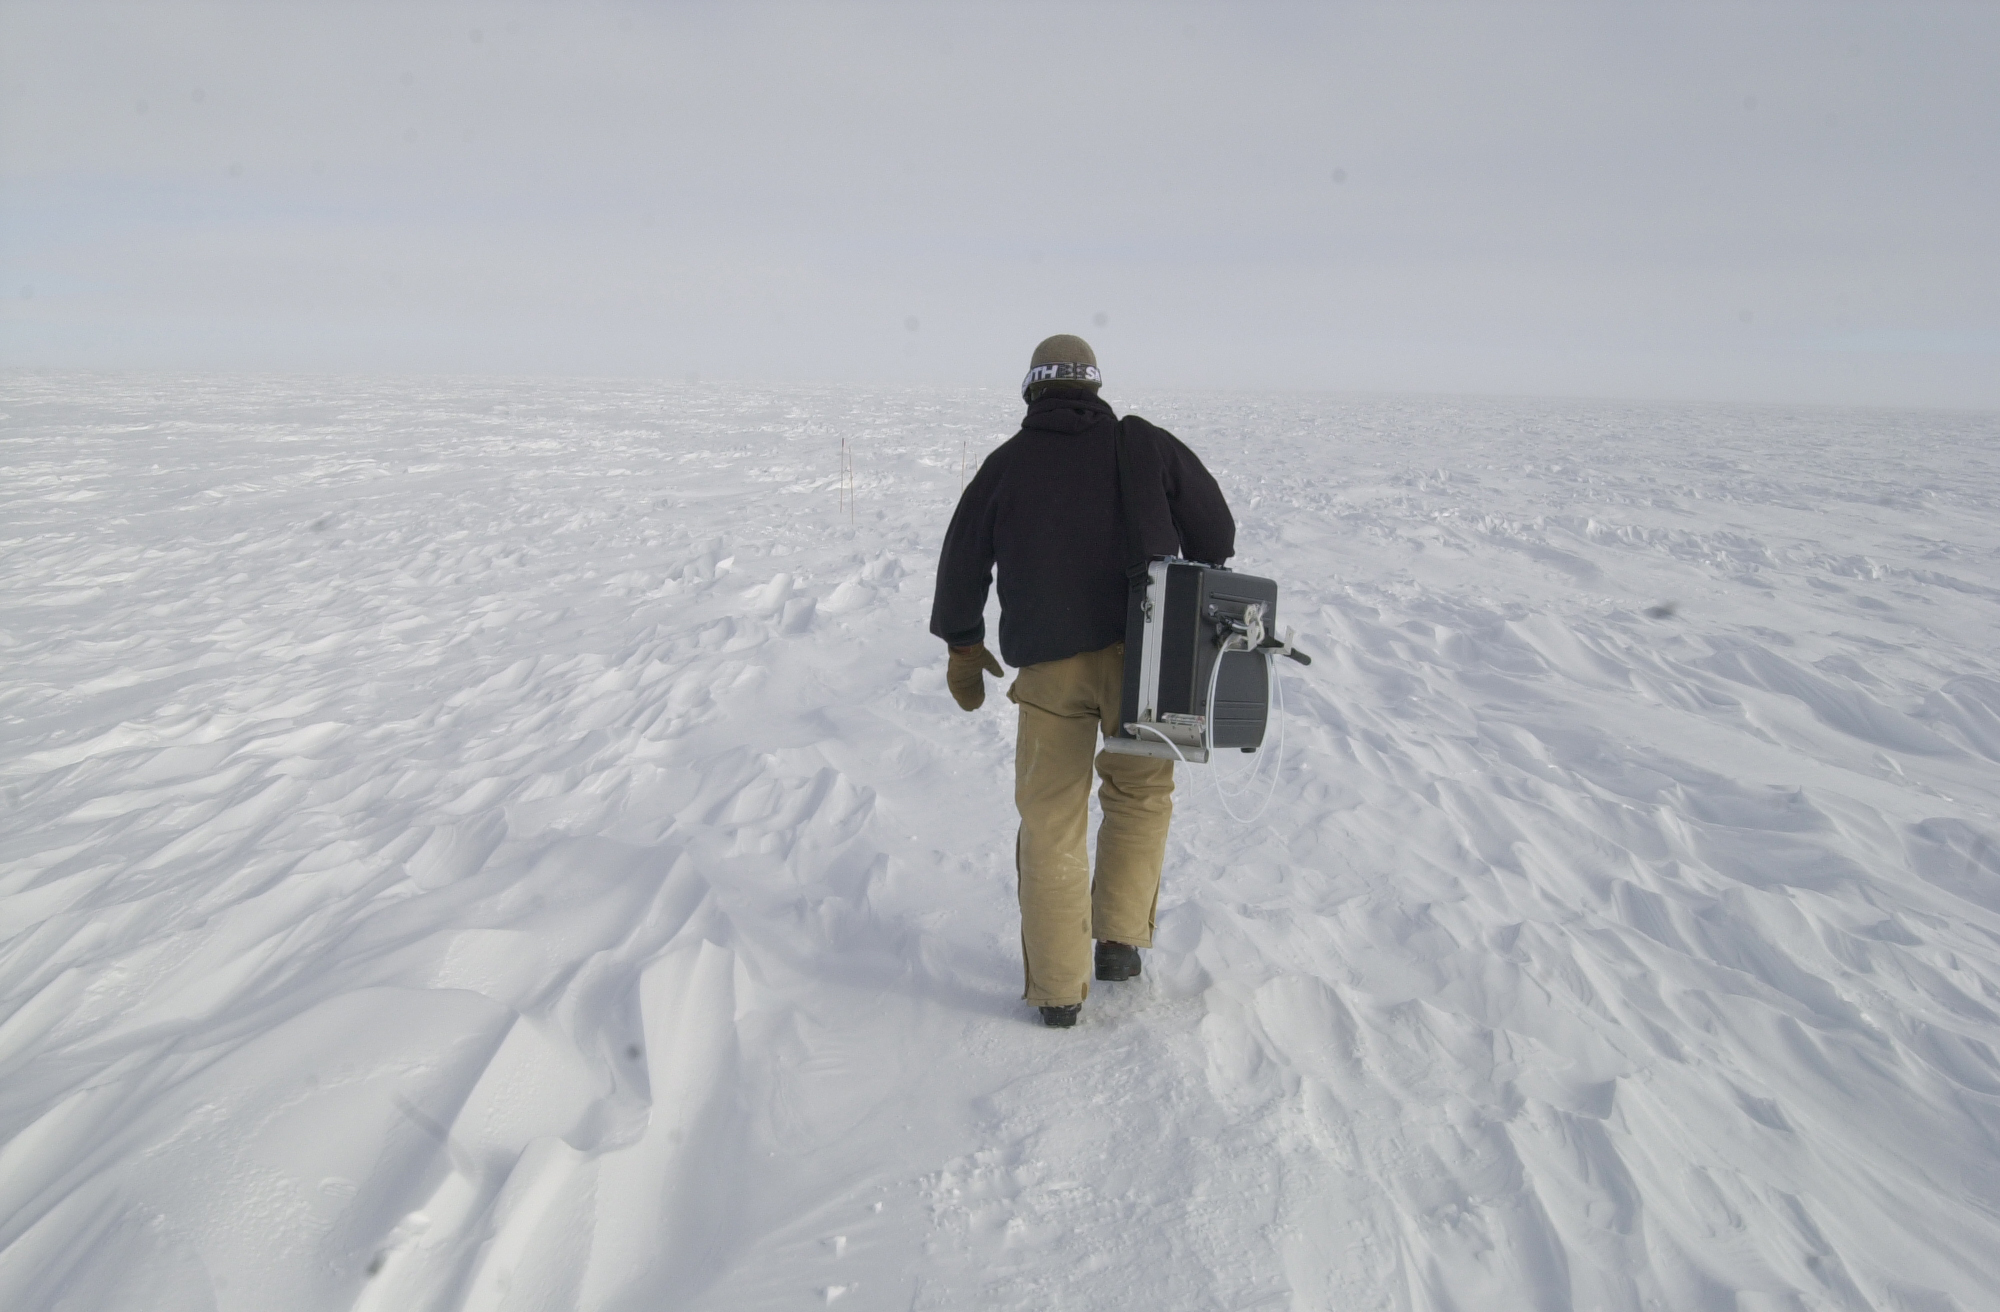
[840,436,852,522]
[960,439,968,494]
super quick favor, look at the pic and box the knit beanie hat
[1021,334,1101,401]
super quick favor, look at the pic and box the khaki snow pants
[1009,642,1176,1006]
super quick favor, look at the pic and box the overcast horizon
[4,2,1997,410]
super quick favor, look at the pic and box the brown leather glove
[946,644,1005,711]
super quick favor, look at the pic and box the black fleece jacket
[929,390,1235,669]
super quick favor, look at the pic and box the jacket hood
[1021,390,1116,435]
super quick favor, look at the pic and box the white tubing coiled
[1128,636,1288,824]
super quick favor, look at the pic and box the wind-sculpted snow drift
[2,375,1997,1310]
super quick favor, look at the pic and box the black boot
[1039,1003,1081,1028]
[1095,941,1141,981]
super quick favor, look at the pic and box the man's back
[930,389,1234,670]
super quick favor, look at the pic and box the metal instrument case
[1105,559,1277,763]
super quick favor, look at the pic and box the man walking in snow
[930,335,1235,1028]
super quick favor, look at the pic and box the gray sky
[4,1,1996,408]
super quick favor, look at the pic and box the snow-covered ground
[3,373,1999,1312]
